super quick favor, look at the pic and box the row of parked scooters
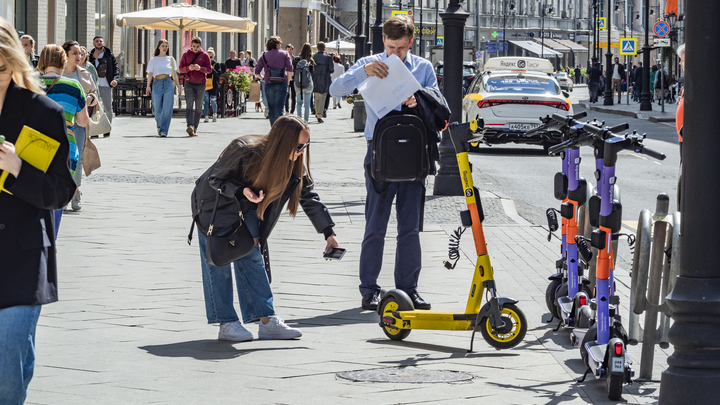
[525,111,666,400]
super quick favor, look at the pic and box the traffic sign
[596,17,607,30]
[491,31,504,38]
[391,10,408,17]
[654,38,671,47]
[620,38,637,55]
[436,36,444,47]
[654,21,670,38]
[475,50,483,59]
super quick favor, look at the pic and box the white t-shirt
[612,64,621,80]
[147,56,178,77]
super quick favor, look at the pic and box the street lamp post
[658,1,720,402]
[372,0,384,55]
[366,0,372,55]
[419,0,423,57]
[435,0,439,46]
[433,0,468,196]
[602,0,613,105]
[639,0,652,111]
[355,0,367,61]
[541,2,545,58]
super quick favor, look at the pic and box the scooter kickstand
[552,319,563,332]
[467,329,477,353]
[576,367,592,383]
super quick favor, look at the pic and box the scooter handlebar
[637,145,667,161]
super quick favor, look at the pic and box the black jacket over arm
[0,81,76,309]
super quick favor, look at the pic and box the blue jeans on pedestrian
[295,87,312,122]
[152,77,174,135]
[72,123,85,186]
[260,81,269,109]
[358,143,424,296]
[0,305,42,405]
[264,82,288,126]
[184,82,206,129]
[198,207,275,324]
[203,91,217,117]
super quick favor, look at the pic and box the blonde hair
[37,44,67,73]
[0,18,42,94]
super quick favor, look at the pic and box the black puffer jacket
[89,46,120,83]
[206,136,335,274]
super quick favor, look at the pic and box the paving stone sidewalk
[580,99,678,122]
[26,106,670,404]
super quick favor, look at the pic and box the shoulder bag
[87,97,112,137]
[262,53,286,83]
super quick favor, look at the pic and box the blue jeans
[53,209,62,239]
[358,144,424,296]
[203,91,217,116]
[72,124,85,186]
[295,88,312,122]
[260,81,269,109]
[152,77,174,134]
[0,305,42,405]
[264,82,288,126]
[198,208,275,324]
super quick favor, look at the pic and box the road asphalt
[28,103,672,404]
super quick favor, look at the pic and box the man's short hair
[266,36,282,51]
[93,36,103,41]
[383,15,414,40]
[286,44,294,50]
[191,36,202,45]
[316,41,325,52]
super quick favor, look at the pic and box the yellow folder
[0,126,60,195]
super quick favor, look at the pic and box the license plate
[509,123,541,131]
[611,357,624,373]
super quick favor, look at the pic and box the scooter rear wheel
[545,279,563,319]
[379,293,413,341]
[480,303,527,349]
[607,371,624,400]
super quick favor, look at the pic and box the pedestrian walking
[633,62,643,101]
[194,115,340,342]
[20,34,38,68]
[586,61,602,103]
[243,50,256,68]
[312,42,333,123]
[63,40,98,211]
[343,57,350,72]
[88,35,118,138]
[0,19,76,404]
[178,36,211,137]
[329,15,438,311]
[38,44,91,236]
[610,57,626,104]
[574,64,581,85]
[255,36,293,126]
[203,47,221,123]
[330,54,344,109]
[146,39,179,137]
[294,43,315,123]
[285,44,296,114]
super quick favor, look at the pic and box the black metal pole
[602,0,613,105]
[365,0,372,55]
[372,0,384,54]
[356,0,367,61]
[593,1,597,62]
[503,0,507,57]
[433,0,468,196]
[419,1,423,57]
[659,0,720,402]
[639,0,652,111]
[541,3,545,58]
[434,0,438,46]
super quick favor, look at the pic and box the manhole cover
[337,368,473,383]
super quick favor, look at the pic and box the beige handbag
[82,134,101,176]
[87,98,112,137]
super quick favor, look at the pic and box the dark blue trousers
[359,144,423,296]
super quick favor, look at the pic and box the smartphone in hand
[323,247,346,260]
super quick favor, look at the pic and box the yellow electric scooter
[378,120,527,350]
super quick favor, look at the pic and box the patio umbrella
[315,40,355,53]
[116,2,256,33]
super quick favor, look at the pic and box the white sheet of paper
[357,54,422,118]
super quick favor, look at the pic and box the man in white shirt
[611,57,626,104]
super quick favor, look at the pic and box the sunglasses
[296,141,310,154]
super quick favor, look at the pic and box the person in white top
[610,57,626,104]
[330,54,344,109]
[146,39,179,137]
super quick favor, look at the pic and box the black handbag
[204,189,255,266]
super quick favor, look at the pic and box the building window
[16,0,26,32]
[65,0,78,42]
[96,0,110,39]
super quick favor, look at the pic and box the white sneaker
[264,109,269,118]
[218,321,253,342]
[258,316,302,340]
[71,189,82,211]
[212,114,217,122]
[204,116,209,123]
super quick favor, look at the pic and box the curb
[580,101,676,121]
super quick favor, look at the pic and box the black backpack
[370,110,429,183]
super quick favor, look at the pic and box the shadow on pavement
[139,340,309,360]
[472,147,549,157]
[486,380,593,405]
[289,307,379,328]
[367,339,521,360]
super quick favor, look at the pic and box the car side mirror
[562,90,570,98]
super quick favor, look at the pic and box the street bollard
[628,193,680,381]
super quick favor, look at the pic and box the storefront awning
[320,12,355,39]
[556,39,588,52]
[535,38,571,52]
[509,40,563,58]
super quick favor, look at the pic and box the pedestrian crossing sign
[596,17,607,30]
[620,38,637,55]
[436,36,444,47]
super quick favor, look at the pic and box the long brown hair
[37,44,67,72]
[215,115,311,220]
[153,39,170,57]
[300,43,314,64]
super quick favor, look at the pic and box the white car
[553,72,574,92]
[462,57,574,152]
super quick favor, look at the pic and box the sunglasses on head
[296,141,310,154]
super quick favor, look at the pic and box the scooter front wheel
[480,303,527,349]
[545,279,563,319]
[378,292,413,341]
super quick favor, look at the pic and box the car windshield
[484,77,560,94]
[437,66,476,76]
[555,73,567,78]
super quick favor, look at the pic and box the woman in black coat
[196,115,340,342]
[0,16,76,403]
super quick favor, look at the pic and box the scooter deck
[383,310,474,331]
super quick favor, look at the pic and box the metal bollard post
[628,194,679,381]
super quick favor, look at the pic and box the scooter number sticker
[611,357,624,373]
